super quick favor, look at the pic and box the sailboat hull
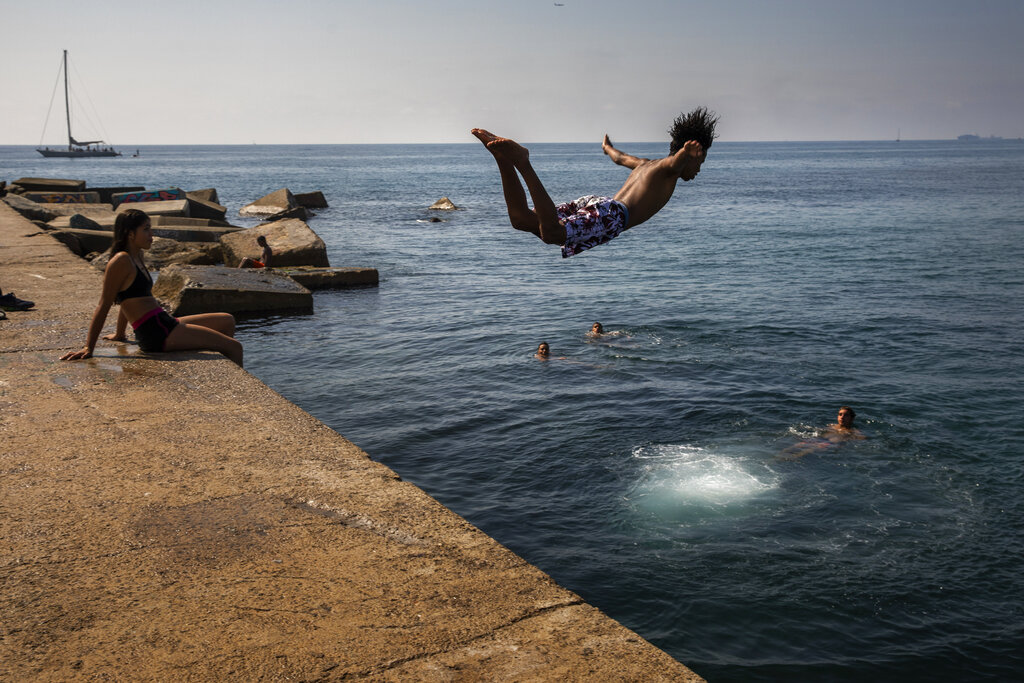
[37,148,120,158]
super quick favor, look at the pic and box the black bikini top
[115,259,153,303]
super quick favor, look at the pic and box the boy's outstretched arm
[602,135,648,169]
[666,140,706,179]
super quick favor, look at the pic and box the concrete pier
[0,202,702,681]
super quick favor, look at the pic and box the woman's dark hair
[110,208,150,256]
[839,405,856,419]
[669,106,719,155]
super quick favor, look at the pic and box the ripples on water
[5,140,1022,680]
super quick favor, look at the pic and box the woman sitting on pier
[60,208,244,366]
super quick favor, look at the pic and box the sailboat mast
[62,50,72,150]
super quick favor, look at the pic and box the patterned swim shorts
[557,195,630,258]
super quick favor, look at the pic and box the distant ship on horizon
[956,134,1020,141]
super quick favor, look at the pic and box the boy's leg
[472,129,566,245]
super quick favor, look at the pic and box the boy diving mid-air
[472,106,718,258]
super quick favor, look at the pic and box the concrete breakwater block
[117,199,190,218]
[49,228,114,255]
[52,225,235,257]
[294,191,328,209]
[12,177,86,192]
[68,213,110,230]
[111,187,186,207]
[85,186,146,204]
[220,219,329,268]
[260,206,308,222]
[151,224,241,242]
[159,220,242,242]
[90,238,221,270]
[3,194,59,222]
[34,203,116,218]
[112,191,228,221]
[275,266,379,290]
[239,188,297,217]
[48,215,244,240]
[153,264,313,317]
[186,196,228,221]
[187,188,219,204]
[150,216,238,229]
[23,191,101,204]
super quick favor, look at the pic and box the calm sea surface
[3,140,1023,681]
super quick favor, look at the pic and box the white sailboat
[36,50,120,158]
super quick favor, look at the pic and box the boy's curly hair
[669,107,719,155]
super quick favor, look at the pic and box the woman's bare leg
[164,321,243,366]
[177,312,236,337]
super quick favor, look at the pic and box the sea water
[3,139,1023,681]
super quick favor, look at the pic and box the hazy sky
[2,0,1021,144]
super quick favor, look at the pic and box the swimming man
[780,406,866,460]
[472,107,718,257]
[823,406,866,442]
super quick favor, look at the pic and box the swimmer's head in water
[837,406,856,428]
[591,322,604,334]
[537,342,550,357]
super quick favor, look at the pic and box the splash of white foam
[629,444,779,511]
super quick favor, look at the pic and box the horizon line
[8,137,1023,147]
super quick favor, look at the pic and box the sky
[1,0,1022,144]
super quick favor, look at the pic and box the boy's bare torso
[613,159,685,228]
[605,138,707,229]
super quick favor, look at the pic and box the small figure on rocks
[239,235,273,269]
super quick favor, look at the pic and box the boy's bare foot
[471,128,529,165]
[602,134,613,154]
[471,128,499,146]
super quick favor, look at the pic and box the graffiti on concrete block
[24,192,100,204]
[113,188,185,207]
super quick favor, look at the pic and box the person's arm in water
[602,135,648,169]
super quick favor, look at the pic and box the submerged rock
[428,196,459,210]
[274,266,379,290]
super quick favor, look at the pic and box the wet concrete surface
[0,202,703,681]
